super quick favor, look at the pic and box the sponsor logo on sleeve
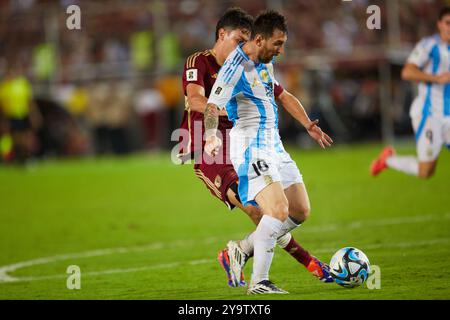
[215,86,223,95]
[186,69,198,81]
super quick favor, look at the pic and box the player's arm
[402,38,450,85]
[277,89,333,149]
[204,102,222,156]
[401,63,450,85]
[204,55,243,156]
[186,84,227,116]
[184,54,227,115]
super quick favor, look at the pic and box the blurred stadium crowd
[0,0,448,163]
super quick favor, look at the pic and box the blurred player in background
[204,10,333,294]
[0,63,42,163]
[178,8,333,289]
[371,6,450,179]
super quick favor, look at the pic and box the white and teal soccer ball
[329,247,370,288]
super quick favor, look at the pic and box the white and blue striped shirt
[208,44,281,140]
[407,34,450,118]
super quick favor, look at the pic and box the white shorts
[412,115,450,161]
[230,134,303,206]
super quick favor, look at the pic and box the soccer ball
[329,247,370,288]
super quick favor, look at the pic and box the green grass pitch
[0,143,449,300]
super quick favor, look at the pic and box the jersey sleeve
[274,80,284,98]
[267,63,284,98]
[182,53,207,94]
[207,56,243,110]
[406,37,435,69]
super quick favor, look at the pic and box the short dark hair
[438,6,450,20]
[251,10,287,40]
[215,7,254,41]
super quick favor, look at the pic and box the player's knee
[419,165,436,179]
[244,205,262,225]
[269,201,289,221]
[290,203,311,222]
[419,170,435,179]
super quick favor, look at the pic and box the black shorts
[9,117,31,132]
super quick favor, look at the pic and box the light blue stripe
[227,97,238,126]
[416,44,440,141]
[222,52,242,81]
[236,44,249,61]
[223,56,241,83]
[243,78,267,149]
[236,75,268,206]
[444,83,450,116]
[255,64,279,129]
[416,83,432,141]
[237,147,251,205]
[224,57,243,84]
[225,78,244,125]
[442,44,449,116]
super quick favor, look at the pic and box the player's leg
[246,181,289,294]
[383,153,438,179]
[371,117,442,178]
[226,145,289,293]
[218,185,259,287]
[283,182,333,282]
[226,185,261,225]
[283,182,310,222]
[418,160,438,178]
[221,179,289,293]
[384,120,441,178]
[192,163,249,287]
[225,184,316,278]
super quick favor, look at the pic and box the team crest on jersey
[186,69,198,81]
[212,73,217,79]
[214,175,222,188]
[259,70,269,83]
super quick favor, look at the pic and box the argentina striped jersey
[207,44,282,137]
[407,34,450,119]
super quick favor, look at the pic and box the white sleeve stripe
[222,53,243,82]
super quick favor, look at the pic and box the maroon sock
[283,236,312,267]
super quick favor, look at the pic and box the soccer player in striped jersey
[371,6,450,179]
[204,10,333,294]
[178,8,333,290]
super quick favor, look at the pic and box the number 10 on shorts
[252,160,269,176]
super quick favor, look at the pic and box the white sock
[239,216,300,255]
[239,233,255,256]
[386,156,419,176]
[276,232,292,248]
[279,216,301,236]
[251,215,284,284]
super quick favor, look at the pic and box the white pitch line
[3,237,450,283]
[1,213,449,283]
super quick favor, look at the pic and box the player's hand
[305,119,333,149]
[205,135,222,157]
[435,72,450,84]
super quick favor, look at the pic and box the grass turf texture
[0,143,449,300]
